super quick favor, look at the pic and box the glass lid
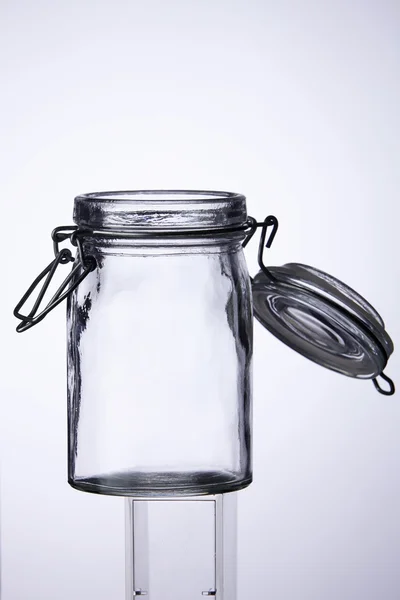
[246,217,395,396]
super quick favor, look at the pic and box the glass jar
[67,191,253,497]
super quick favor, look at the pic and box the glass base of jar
[69,469,252,497]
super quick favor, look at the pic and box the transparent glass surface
[67,192,252,496]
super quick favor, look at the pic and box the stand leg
[125,494,237,600]
[214,494,237,600]
[125,499,149,598]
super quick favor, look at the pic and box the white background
[1,1,399,598]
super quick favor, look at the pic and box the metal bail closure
[14,226,96,332]
[247,219,395,396]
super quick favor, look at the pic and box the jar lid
[252,262,394,391]
[74,190,247,231]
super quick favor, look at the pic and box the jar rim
[75,190,246,203]
[74,189,248,231]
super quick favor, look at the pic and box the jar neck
[82,231,246,257]
[73,190,250,258]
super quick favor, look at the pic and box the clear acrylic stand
[125,494,237,600]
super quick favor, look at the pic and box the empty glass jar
[13,189,395,499]
[67,191,253,496]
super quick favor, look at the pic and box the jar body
[67,237,253,496]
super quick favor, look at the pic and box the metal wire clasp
[14,226,96,333]
[243,215,279,279]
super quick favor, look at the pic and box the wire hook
[257,215,279,280]
[372,372,395,396]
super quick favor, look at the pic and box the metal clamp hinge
[13,217,277,333]
[13,226,96,332]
